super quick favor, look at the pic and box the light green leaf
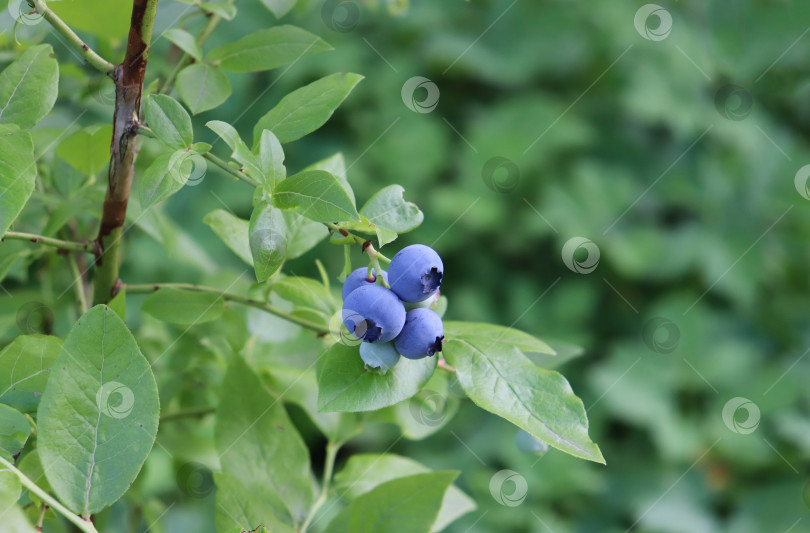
[444,321,555,355]
[164,28,203,62]
[208,25,331,73]
[326,472,458,533]
[215,473,296,533]
[0,125,36,237]
[216,355,314,523]
[50,0,129,41]
[255,129,286,190]
[317,343,436,412]
[261,0,297,18]
[0,334,63,413]
[56,125,112,177]
[0,45,58,129]
[253,73,363,144]
[0,404,29,457]
[272,170,360,223]
[303,152,352,205]
[138,150,193,208]
[199,1,237,19]
[141,287,226,326]
[272,276,334,314]
[203,209,253,266]
[443,325,604,463]
[206,120,265,185]
[334,454,475,533]
[37,305,160,516]
[176,63,231,115]
[360,185,424,246]
[250,202,287,282]
[283,211,329,259]
[144,94,193,149]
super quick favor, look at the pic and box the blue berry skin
[359,342,400,372]
[388,244,443,303]
[342,267,388,300]
[342,285,406,343]
[515,429,549,456]
[393,308,444,359]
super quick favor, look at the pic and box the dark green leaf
[142,287,226,325]
[273,170,360,223]
[303,152,353,205]
[176,63,231,115]
[250,202,287,282]
[0,334,62,413]
[215,473,296,533]
[0,403,29,457]
[283,211,329,259]
[203,209,253,266]
[252,73,363,144]
[144,94,193,149]
[0,45,58,129]
[208,25,331,73]
[0,125,36,237]
[37,305,160,516]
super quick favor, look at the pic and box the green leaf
[250,202,287,282]
[199,1,237,19]
[203,209,253,266]
[0,404,29,457]
[142,287,226,326]
[334,454,475,533]
[56,125,112,177]
[0,334,63,413]
[0,45,58,129]
[144,94,193,149]
[108,287,126,320]
[215,473,296,533]
[283,211,329,259]
[317,343,436,412]
[176,63,231,115]
[261,0,297,18]
[252,73,363,144]
[273,170,360,223]
[326,471,458,533]
[303,152,353,205]
[37,305,160,516]
[206,121,265,185]
[164,28,203,62]
[208,25,331,73]
[216,355,313,523]
[50,0,129,41]
[444,321,555,355]
[360,185,424,246]
[138,150,193,208]
[272,276,334,314]
[255,129,286,190]
[442,325,604,463]
[0,125,36,237]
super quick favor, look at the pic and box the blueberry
[393,308,444,359]
[388,244,443,303]
[342,267,388,300]
[342,285,406,343]
[515,429,549,456]
[359,341,400,372]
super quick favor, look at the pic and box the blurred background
[2,0,810,532]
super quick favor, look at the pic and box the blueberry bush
[0,1,603,532]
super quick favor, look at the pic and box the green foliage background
[2,0,810,532]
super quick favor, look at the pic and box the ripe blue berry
[515,429,549,456]
[359,341,400,372]
[342,285,406,343]
[394,308,444,359]
[342,267,388,300]
[388,244,444,302]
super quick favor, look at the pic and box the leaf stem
[124,283,331,334]
[2,231,96,253]
[66,253,89,313]
[29,0,116,74]
[300,440,341,532]
[326,223,391,263]
[365,243,390,288]
[0,455,99,533]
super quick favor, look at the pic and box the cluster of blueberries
[341,244,445,371]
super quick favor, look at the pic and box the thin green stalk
[203,152,259,186]
[66,253,89,313]
[29,0,115,73]
[301,441,341,532]
[0,455,99,533]
[326,223,392,263]
[2,231,95,253]
[366,243,390,288]
[124,283,331,334]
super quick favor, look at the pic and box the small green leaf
[261,0,297,18]
[303,152,353,205]
[144,94,193,149]
[199,1,237,19]
[0,404,30,457]
[176,63,231,115]
[443,323,604,463]
[56,125,112,177]
[37,305,160,516]
[317,343,436,412]
[253,73,363,144]
[207,25,331,73]
[142,287,226,325]
[360,185,424,246]
[215,473,296,533]
[0,45,58,129]
[216,355,314,523]
[0,334,63,413]
[255,129,286,190]
[0,125,36,237]
[203,209,253,266]
[206,121,266,185]
[283,211,329,259]
[273,170,360,223]
[272,276,334,314]
[164,28,203,62]
[326,472,458,533]
[250,202,287,282]
[138,150,193,208]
